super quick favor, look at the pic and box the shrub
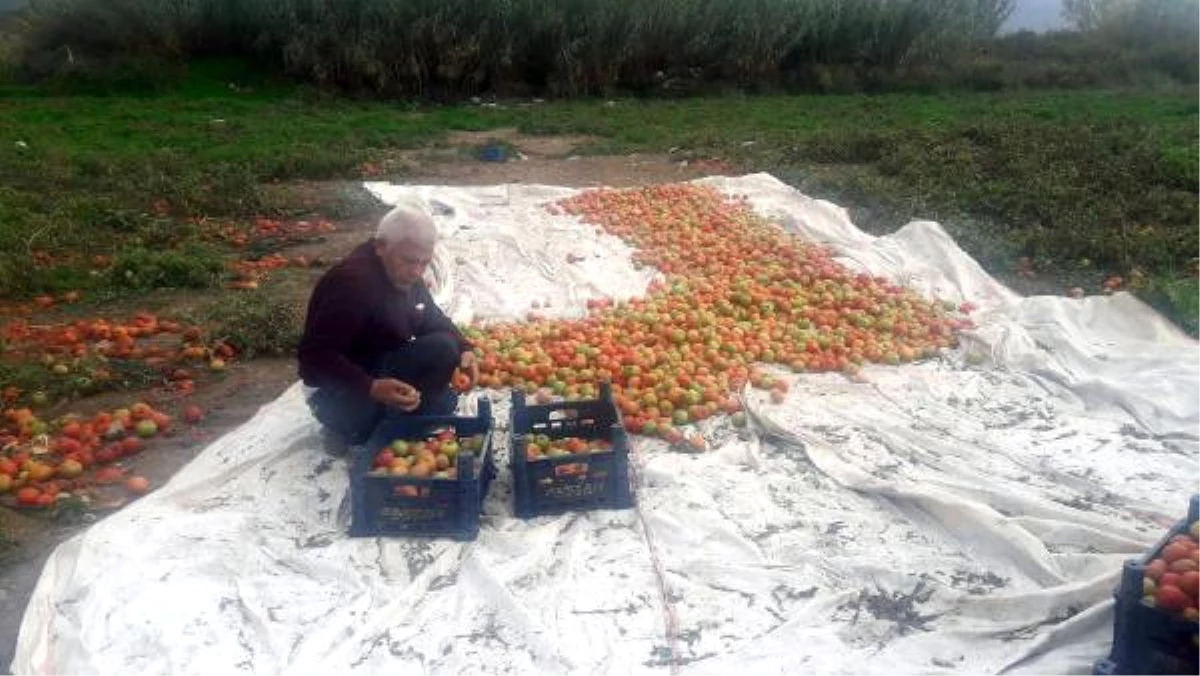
[15,0,1017,97]
[108,244,225,290]
[204,288,303,358]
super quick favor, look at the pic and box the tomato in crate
[1094,494,1200,675]
[509,382,634,518]
[349,399,495,540]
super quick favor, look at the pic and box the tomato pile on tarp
[467,184,973,443]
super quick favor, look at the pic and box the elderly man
[299,199,478,447]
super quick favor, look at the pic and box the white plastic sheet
[12,174,1198,675]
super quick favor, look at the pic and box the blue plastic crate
[348,399,495,540]
[1094,494,1199,675]
[509,382,635,519]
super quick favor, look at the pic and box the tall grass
[0,36,16,84]
[0,5,24,84]
[16,0,1015,96]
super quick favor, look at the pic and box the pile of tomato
[0,402,204,508]
[467,184,971,443]
[1,312,235,405]
[227,253,319,289]
[1141,523,1200,621]
[202,217,337,248]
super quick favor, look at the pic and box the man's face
[374,237,434,289]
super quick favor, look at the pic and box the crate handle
[391,485,432,499]
[554,462,590,477]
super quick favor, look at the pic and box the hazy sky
[1004,0,1068,32]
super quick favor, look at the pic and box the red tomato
[451,370,472,393]
[15,487,40,506]
[124,476,151,495]
[1169,559,1198,574]
[1156,584,1190,613]
[1178,571,1199,597]
[94,467,125,485]
[61,422,82,439]
[120,437,143,455]
[374,450,395,468]
[1162,542,1192,564]
[1145,558,1168,581]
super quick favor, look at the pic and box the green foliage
[1144,275,1200,337]
[5,1,1196,96]
[0,356,159,410]
[15,0,1016,97]
[0,25,17,84]
[107,245,225,290]
[204,288,303,358]
[0,88,470,299]
[0,255,93,297]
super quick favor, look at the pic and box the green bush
[0,253,95,297]
[15,0,1016,97]
[1146,275,1200,337]
[15,0,1195,98]
[0,356,160,409]
[0,28,17,85]
[108,244,224,290]
[204,288,303,358]
[772,100,1197,335]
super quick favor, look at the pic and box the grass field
[1,80,1196,332]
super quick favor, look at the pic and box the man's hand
[369,378,421,412]
[460,351,479,386]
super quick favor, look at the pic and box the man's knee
[308,388,378,446]
[414,332,461,368]
[376,332,461,393]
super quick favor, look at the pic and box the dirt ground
[0,137,725,668]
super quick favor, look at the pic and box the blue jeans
[308,332,461,446]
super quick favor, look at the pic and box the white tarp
[12,173,1199,675]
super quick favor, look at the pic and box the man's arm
[297,273,375,398]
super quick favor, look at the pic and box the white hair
[375,197,438,245]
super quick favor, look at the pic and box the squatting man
[298,200,478,447]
